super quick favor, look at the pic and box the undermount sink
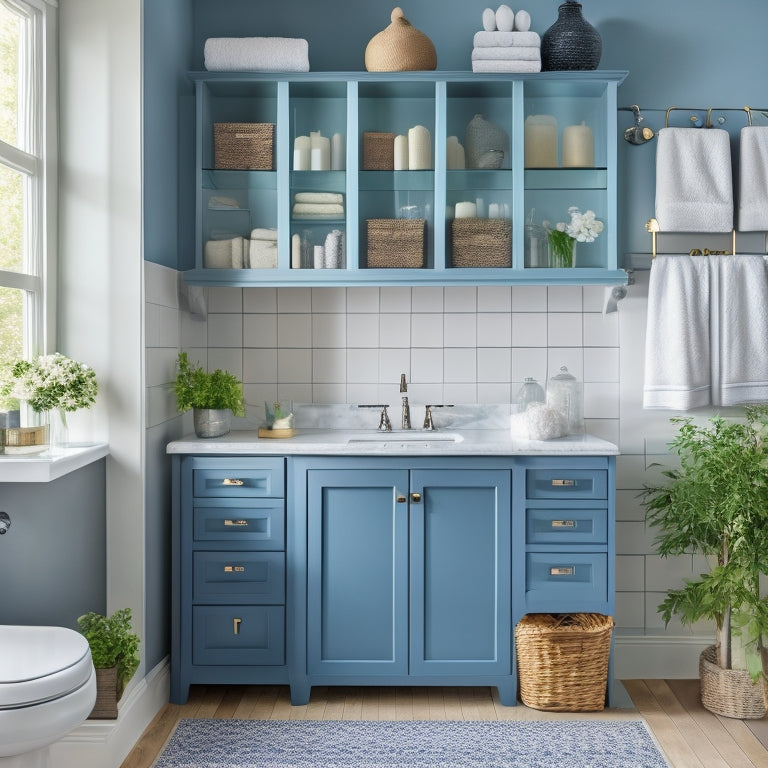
[346,432,463,444]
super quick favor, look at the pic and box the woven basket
[367,218,425,268]
[363,131,395,170]
[365,7,437,72]
[451,218,512,267]
[89,666,119,719]
[1,424,48,451]
[699,645,767,719]
[214,122,274,170]
[515,613,613,711]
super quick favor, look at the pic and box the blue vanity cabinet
[294,458,514,706]
[170,455,289,704]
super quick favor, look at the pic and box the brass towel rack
[646,218,737,259]
[663,105,768,128]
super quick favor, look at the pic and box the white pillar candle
[293,135,311,170]
[310,133,331,171]
[291,233,301,268]
[446,136,466,170]
[313,245,325,269]
[488,202,500,219]
[455,201,477,218]
[524,115,558,168]
[408,125,431,170]
[394,134,409,170]
[331,132,346,170]
[561,121,594,168]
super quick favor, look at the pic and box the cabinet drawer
[193,551,285,604]
[192,606,284,666]
[192,459,284,498]
[526,508,607,545]
[525,553,607,604]
[193,500,285,549]
[526,469,607,499]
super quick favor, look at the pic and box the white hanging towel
[738,126,768,231]
[643,255,712,409]
[711,255,768,406]
[655,127,733,232]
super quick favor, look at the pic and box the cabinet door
[409,469,511,676]
[307,468,409,675]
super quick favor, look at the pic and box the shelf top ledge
[0,442,109,483]
[189,69,629,85]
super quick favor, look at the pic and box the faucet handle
[422,404,454,431]
[400,373,408,393]
[357,404,392,431]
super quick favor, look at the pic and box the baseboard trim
[615,635,711,679]
[49,657,169,768]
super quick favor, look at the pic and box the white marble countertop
[0,442,109,482]
[167,429,618,457]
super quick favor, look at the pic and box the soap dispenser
[546,365,584,435]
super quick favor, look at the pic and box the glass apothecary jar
[546,365,584,435]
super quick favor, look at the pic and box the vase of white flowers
[546,206,604,268]
[0,353,98,454]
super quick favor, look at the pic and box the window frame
[0,0,57,359]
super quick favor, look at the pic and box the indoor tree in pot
[174,351,246,438]
[641,406,768,718]
[77,608,140,719]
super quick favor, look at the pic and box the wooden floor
[120,682,768,768]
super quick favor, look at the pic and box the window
[0,0,56,371]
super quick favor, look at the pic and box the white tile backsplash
[547,285,582,312]
[477,285,511,312]
[477,312,511,347]
[548,312,584,347]
[207,313,243,348]
[346,313,380,348]
[277,313,312,348]
[411,313,444,347]
[411,286,444,312]
[444,286,477,313]
[511,285,546,311]
[244,313,277,348]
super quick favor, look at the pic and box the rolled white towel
[293,192,344,205]
[292,202,345,217]
[473,30,541,48]
[204,37,309,72]
[472,59,542,73]
[249,238,278,269]
[472,46,540,61]
[204,237,245,269]
[249,227,278,241]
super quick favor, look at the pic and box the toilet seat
[0,626,93,708]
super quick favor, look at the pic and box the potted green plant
[77,608,140,719]
[174,351,246,438]
[641,406,768,718]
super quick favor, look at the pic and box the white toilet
[0,625,96,768]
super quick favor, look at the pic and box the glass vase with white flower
[0,353,98,453]
[545,206,604,268]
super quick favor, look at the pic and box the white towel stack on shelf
[291,192,345,220]
[472,6,541,73]
[248,228,278,269]
[204,37,309,72]
[204,236,245,269]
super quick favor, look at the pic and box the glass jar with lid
[545,365,584,435]
[515,377,546,411]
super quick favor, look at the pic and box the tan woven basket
[451,217,512,267]
[699,645,766,719]
[363,131,395,170]
[367,218,425,268]
[88,666,118,719]
[214,122,274,170]
[515,613,613,711]
[365,7,437,72]
[2,424,48,449]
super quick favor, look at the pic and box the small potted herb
[77,608,140,719]
[174,351,246,438]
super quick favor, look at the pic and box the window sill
[0,443,109,482]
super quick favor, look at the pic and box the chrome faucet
[399,373,411,429]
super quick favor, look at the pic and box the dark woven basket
[541,1,602,71]
[363,131,395,170]
[367,218,425,268]
[214,122,274,170]
[451,218,511,268]
[88,666,119,719]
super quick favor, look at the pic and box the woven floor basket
[699,645,766,719]
[515,613,613,711]
[214,122,274,170]
[367,218,425,268]
[88,666,119,719]
[451,217,511,267]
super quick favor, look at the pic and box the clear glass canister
[515,377,546,411]
[545,365,584,435]
[524,222,549,268]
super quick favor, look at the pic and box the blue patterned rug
[154,719,671,768]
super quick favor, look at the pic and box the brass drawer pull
[550,566,574,576]
[411,492,422,503]
[223,565,245,573]
[222,478,245,486]
[551,520,576,528]
[233,617,242,635]
[551,479,576,487]
[397,495,407,503]
[224,519,249,527]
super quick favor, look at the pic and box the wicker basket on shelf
[451,217,511,267]
[214,122,274,170]
[363,131,395,170]
[515,613,613,711]
[367,218,425,268]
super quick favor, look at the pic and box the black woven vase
[541,0,602,71]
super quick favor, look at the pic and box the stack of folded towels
[203,228,278,269]
[248,228,278,269]
[472,5,541,73]
[291,192,345,220]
